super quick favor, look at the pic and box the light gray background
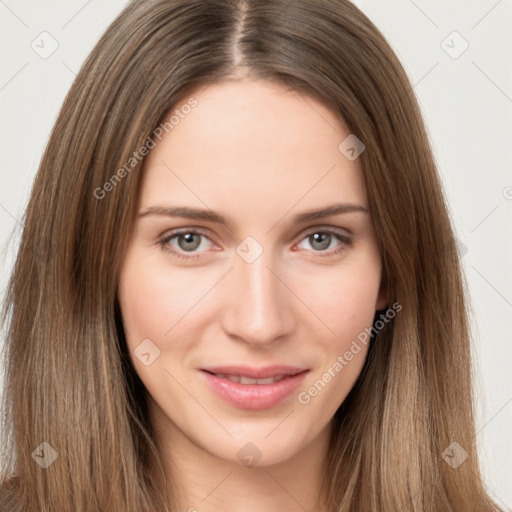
[0,0,511,508]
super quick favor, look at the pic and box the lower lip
[199,370,309,410]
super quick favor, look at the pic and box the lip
[201,365,307,379]
[199,365,309,410]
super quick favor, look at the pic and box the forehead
[138,79,368,221]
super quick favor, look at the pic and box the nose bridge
[221,241,294,344]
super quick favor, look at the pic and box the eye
[295,228,352,257]
[157,226,352,261]
[157,229,215,260]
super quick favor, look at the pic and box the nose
[219,246,295,346]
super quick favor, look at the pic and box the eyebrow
[138,202,368,228]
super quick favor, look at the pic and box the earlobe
[376,284,389,311]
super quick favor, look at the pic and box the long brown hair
[0,0,503,510]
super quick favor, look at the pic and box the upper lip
[200,365,308,379]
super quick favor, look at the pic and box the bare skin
[118,78,386,512]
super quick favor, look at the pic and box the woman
[0,0,504,510]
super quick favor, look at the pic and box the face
[118,79,386,467]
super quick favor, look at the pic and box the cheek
[117,257,194,398]
[118,264,169,345]
[297,264,381,411]
[306,258,382,343]
[118,252,206,346]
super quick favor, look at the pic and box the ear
[375,279,389,311]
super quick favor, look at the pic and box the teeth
[215,373,287,385]
[240,376,257,385]
[253,377,275,385]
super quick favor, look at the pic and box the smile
[199,366,309,410]
[211,373,288,384]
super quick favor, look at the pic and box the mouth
[204,373,291,385]
[199,365,309,410]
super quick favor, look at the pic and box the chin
[196,425,319,469]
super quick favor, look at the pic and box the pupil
[312,233,330,250]
[180,233,200,250]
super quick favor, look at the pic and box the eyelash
[156,227,352,261]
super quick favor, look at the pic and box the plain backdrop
[0,0,511,508]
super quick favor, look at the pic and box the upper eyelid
[300,225,352,237]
